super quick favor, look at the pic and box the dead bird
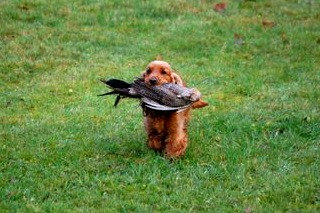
[98,78,202,111]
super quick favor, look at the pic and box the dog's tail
[191,100,208,109]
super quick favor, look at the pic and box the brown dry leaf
[262,19,276,28]
[245,207,252,213]
[155,55,163,60]
[214,2,228,13]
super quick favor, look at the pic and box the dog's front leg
[164,111,190,158]
[144,116,166,152]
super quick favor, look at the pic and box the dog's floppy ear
[141,70,147,79]
[141,71,145,78]
[172,73,184,86]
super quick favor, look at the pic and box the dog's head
[142,60,208,109]
[142,60,183,86]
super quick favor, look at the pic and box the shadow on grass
[95,132,149,159]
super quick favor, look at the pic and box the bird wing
[142,98,192,112]
[131,79,193,107]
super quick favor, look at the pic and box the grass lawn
[1,0,319,212]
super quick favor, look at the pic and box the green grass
[1,0,319,212]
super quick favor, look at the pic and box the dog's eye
[146,68,151,74]
[161,70,167,75]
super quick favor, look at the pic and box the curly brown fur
[141,61,208,158]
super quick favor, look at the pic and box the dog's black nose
[149,78,158,85]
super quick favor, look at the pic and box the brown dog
[141,60,208,158]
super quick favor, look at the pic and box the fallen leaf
[245,207,251,213]
[155,54,163,60]
[262,19,276,28]
[234,33,245,46]
[214,2,227,13]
